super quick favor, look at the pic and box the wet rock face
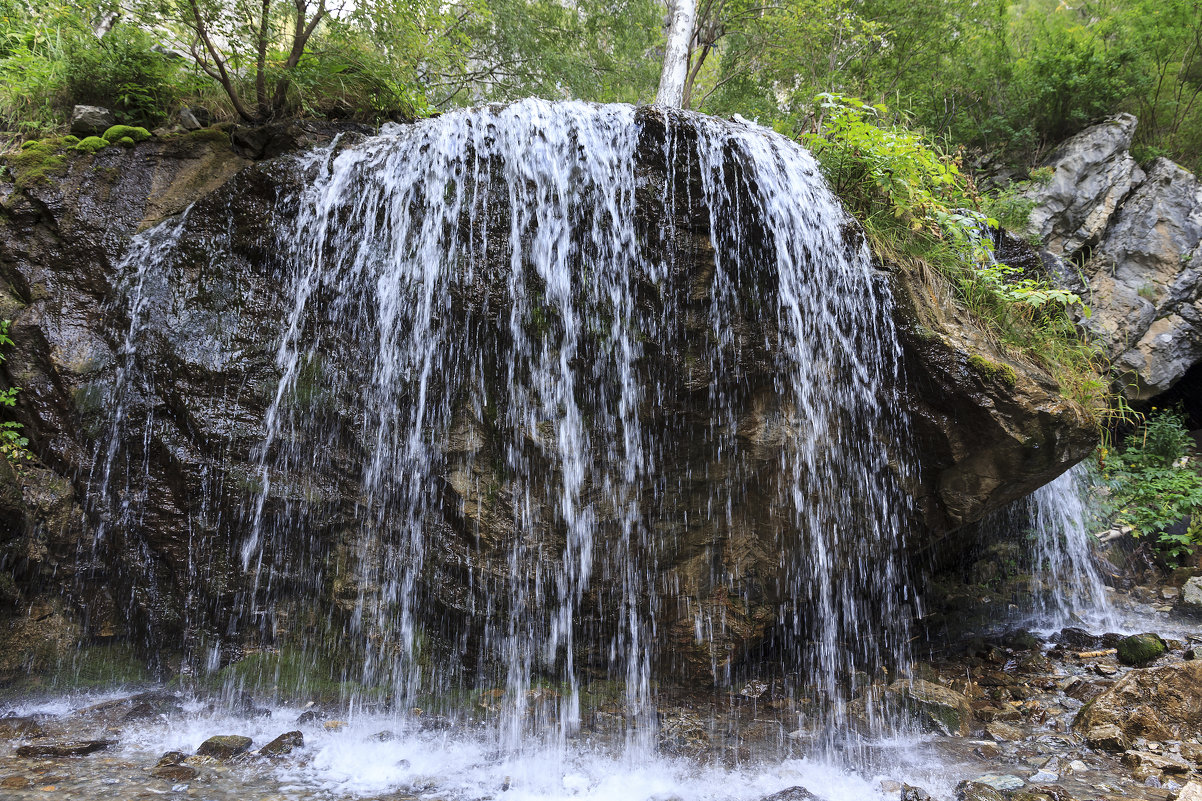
[0,116,1095,685]
[1030,115,1202,401]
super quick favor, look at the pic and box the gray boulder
[1085,158,1202,399]
[1182,576,1202,608]
[69,105,116,136]
[1025,113,1144,260]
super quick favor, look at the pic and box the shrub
[62,24,175,127]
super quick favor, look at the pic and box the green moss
[6,139,67,190]
[73,136,110,155]
[182,127,230,144]
[968,354,1018,386]
[206,647,390,704]
[117,136,136,147]
[101,124,152,143]
[62,135,80,146]
[1117,632,1165,666]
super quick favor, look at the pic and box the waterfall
[92,99,915,758]
[1027,463,1114,630]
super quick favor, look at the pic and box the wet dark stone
[15,739,116,757]
[954,782,1006,801]
[195,734,253,759]
[296,708,327,724]
[259,730,303,756]
[759,788,820,801]
[156,750,187,766]
[0,716,45,739]
[149,764,198,781]
[903,785,935,801]
[1052,627,1100,650]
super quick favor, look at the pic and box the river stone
[0,716,44,738]
[902,785,934,801]
[1182,577,1202,608]
[259,730,303,756]
[1084,723,1129,751]
[986,721,1024,742]
[1125,750,1192,773]
[69,105,116,136]
[758,788,819,801]
[15,739,115,757]
[149,764,198,780]
[887,679,972,736]
[955,780,1007,801]
[195,734,253,759]
[1025,113,1143,260]
[1117,632,1166,666]
[1076,660,1202,742]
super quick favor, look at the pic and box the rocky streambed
[1,577,1201,801]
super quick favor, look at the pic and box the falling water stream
[47,99,989,798]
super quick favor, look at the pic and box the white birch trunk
[656,0,696,108]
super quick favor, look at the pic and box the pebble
[1029,770,1058,782]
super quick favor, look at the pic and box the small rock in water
[970,774,1024,791]
[985,721,1023,742]
[1093,663,1118,676]
[0,775,33,789]
[195,735,253,759]
[758,788,819,801]
[0,716,45,739]
[156,751,187,766]
[1084,723,1129,751]
[259,730,303,756]
[879,780,902,794]
[296,708,327,724]
[149,764,198,781]
[1029,770,1058,782]
[1124,749,1191,773]
[1067,759,1088,773]
[15,739,115,757]
[323,720,347,731]
[902,784,934,801]
[954,781,1006,801]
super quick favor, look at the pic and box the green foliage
[0,320,27,461]
[101,124,150,143]
[802,94,1102,408]
[63,23,175,127]
[1104,408,1202,564]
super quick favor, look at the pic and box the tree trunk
[656,0,696,108]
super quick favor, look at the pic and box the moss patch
[101,125,152,143]
[1117,632,1165,666]
[968,354,1018,386]
[6,139,68,190]
[73,136,110,155]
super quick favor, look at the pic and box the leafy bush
[62,24,175,127]
[803,94,1101,410]
[0,320,28,461]
[1104,408,1202,564]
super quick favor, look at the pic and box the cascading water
[84,99,919,788]
[1026,463,1114,630]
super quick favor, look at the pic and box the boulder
[258,730,303,756]
[0,716,44,739]
[1025,113,1143,260]
[149,764,198,780]
[1084,158,1202,399]
[1124,749,1192,774]
[887,679,973,736]
[69,105,116,136]
[195,735,253,759]
[1075,660,1202,742]
[1182,576,1202,608]
[955,781,1008,801]
[1117,632,1166,666]
[758,789,820,801]
[1177,781,1202,801]
[15,739,115,757]
[1083,722,1129,751]
[178,106,212,130]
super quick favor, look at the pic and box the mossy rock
[6,140,68,190]
[73,136,110,155]
[62,135,80,145]
[968,354,1018,386]
[1117,632,1165,666]
[101,125,151,143]
[117,136,136,147]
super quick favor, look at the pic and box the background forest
[1,0,1200,172]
